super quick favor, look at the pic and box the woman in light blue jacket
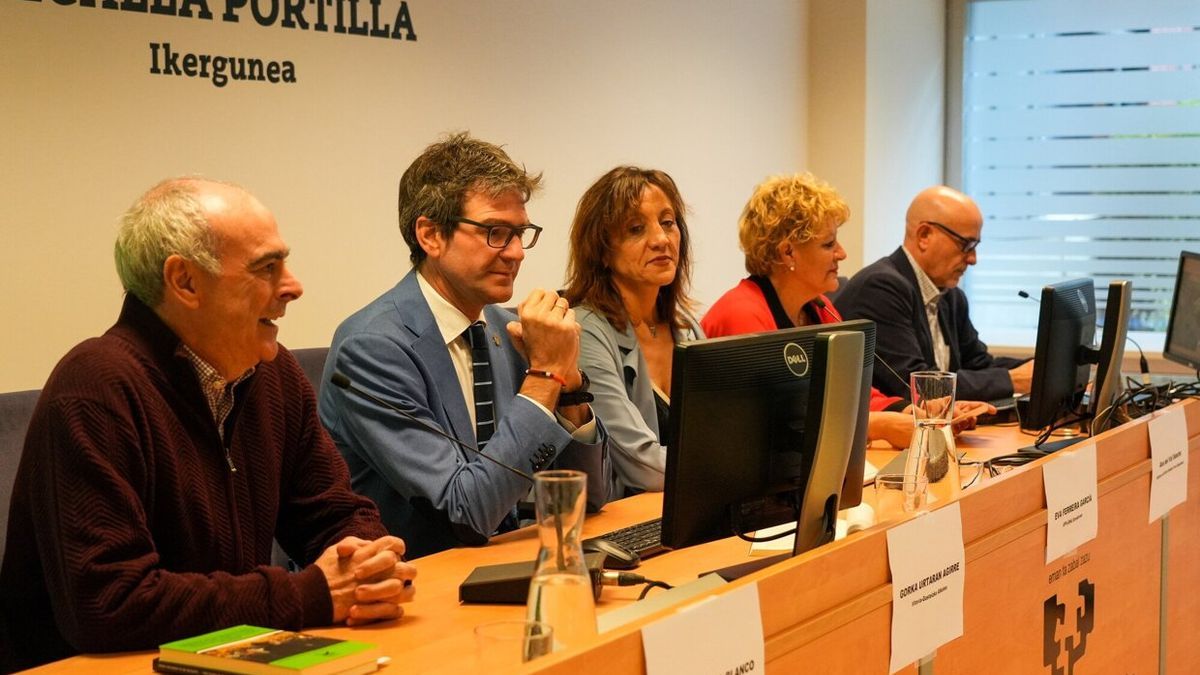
[563,166,702,495]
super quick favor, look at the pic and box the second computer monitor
[1164,250,1200,372]
[660,319,875,553]
[1023,279,1097,433]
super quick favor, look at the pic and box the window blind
[961,0,1200,348]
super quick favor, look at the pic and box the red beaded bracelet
[524,368,568,388]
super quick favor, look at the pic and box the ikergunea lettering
[150,43,295,87]
[25,0,418,42]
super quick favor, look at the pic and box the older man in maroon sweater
[0,179,417,672]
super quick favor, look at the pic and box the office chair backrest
[0,389,41,566]
[290,347,330,397]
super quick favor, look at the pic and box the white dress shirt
[903,247,951,372]
[416,272,596,438]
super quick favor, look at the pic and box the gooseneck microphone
[330,372,533,483]
[813,298,909,392]
[1020,290,1150,378]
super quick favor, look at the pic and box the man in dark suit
[837,186,1033,402]
[318,133,611,558]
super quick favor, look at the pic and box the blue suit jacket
[318,271,611,558]
[836,248,1025,401]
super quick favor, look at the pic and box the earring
[789,265,795,272]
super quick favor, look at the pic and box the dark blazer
[836,247,1025,401]
[318,271,611,559]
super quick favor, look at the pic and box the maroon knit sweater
[0,296,387,671]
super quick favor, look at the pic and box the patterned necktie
[465,321,495,448]
[466,321,520,533]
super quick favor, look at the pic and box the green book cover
[159,625,378,674]
[161,626,279,654]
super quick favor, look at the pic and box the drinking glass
[473,620,554,667]
[874,472,929,515]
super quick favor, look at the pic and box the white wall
[804,0,946,277]
[862,0,947,265]
[0,1,808,391]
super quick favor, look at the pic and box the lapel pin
[492,335,501,346]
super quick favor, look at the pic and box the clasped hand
[316,535,417,626]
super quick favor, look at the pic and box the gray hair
[114,178,222,307]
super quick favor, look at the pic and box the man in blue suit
[319,133,611,558]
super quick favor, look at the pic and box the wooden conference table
[25,399,1200,674]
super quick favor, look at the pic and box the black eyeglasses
[922,220,980,254]
[451,217,543,249]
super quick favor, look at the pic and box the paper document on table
[747,503,876,555]
[863,459,879,484]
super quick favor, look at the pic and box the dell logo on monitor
[783,342,810,377]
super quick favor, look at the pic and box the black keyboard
[585,518,669,560]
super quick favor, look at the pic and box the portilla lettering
[27,0,418,42]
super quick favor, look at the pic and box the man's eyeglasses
[922,220,980,254]
[452,217,543,249]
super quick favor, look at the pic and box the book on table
[154,624,382,675]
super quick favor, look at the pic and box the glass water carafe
[525,469,597,652]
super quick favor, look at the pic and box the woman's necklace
[635,318,660,338]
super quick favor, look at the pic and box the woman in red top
[703,173,990,447]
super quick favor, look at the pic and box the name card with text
[1042,443,1099,563]
[886,503,966,674]
[641,582,764,675]
[1148,406,1189,522]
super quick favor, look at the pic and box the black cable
[982,451,1047,475]
[978,372,1197,478]
[958,459,988,489]
[1125,336,1151,381]
[600,571,674,600]
[1033,411,1091,447]
[637,581,674,600]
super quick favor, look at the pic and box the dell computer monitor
[1023,279,1097,433]
[1164,251,1200,372]
[660,319,875,556]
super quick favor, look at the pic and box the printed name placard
[1042,443,1099,563]
[886,503,966,674]
[641,582,764,675]
[1148,406,1189,522]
